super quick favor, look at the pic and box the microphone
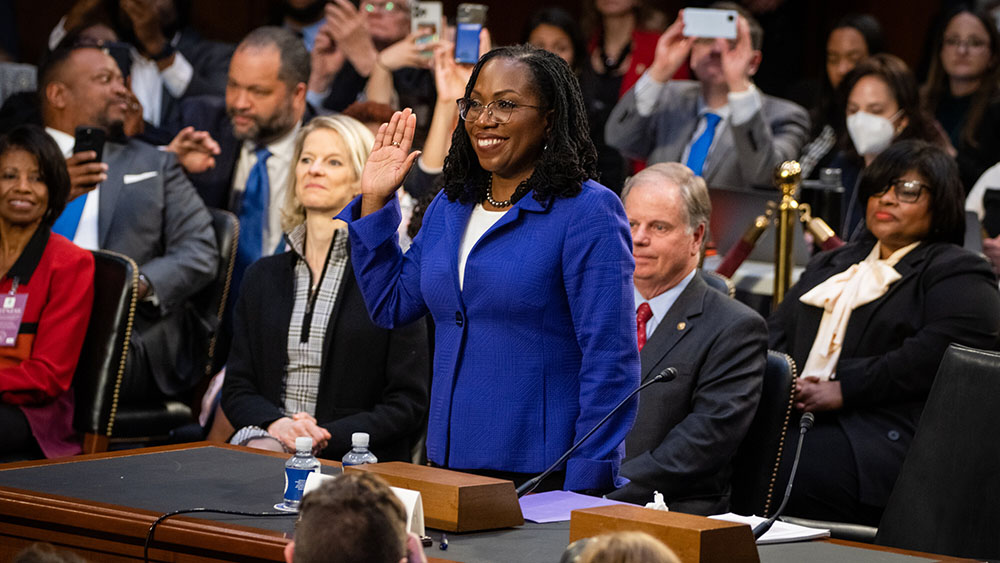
[751,412,815,540]
[516,367,677,497]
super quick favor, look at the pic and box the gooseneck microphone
[516,367,678,498]
[752,411,816,540]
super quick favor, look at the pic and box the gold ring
[391,141,400,147]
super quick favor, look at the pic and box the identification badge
[0,293,27,347]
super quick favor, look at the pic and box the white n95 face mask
[846,111,900,157]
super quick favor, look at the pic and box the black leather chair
[73,250,139,454]
[730,350,796,517]
[702,269,735,298]
[875,344,1000,559]
[103,208,239,447]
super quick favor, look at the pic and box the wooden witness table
[0,444,978,563]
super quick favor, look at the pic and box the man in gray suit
[606,3,809,191]
[606,163,766,515]
[39,43,218,402]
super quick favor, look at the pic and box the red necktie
[636,302,653,351]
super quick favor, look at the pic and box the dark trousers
[784,418,883,527]
[0,403,41,462]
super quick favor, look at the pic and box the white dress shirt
[634,268,697,340]
[231,124,301,256]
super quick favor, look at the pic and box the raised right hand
[360,108,420,217]
[649,12,694,83]
[66,152,107,202]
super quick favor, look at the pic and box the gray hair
[237,26,311,89]
[621,162,712,233]
[280,115,376,232]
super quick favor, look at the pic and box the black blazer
[608,273,767,515]
[221,249,430,461]
[768,239,1000,507]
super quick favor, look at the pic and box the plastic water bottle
[275,436,320,512]
[341,432,378,466]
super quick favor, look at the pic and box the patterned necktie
[685,112,722,177]
[636,302,653,351]
[234,146,271,288]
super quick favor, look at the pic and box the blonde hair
[576,531,681,563]
[280,114,376,233]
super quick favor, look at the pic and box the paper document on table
[709,513,830,545]
[303,472,425,535]
[519,490,631,523]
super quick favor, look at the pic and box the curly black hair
[441,45,598,205]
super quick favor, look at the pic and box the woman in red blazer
[0,125,94,461]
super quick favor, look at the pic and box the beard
[227,98,298,145]
[93,101,128,141]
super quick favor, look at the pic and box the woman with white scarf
[768,140,1000,527]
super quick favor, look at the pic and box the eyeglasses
[456,98,546,123]
[943,36,990,52]
[362,1,403,13]
[872,179,930,203]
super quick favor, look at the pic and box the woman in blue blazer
[337,46,640,492]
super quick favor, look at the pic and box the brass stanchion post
[773,161,801,308]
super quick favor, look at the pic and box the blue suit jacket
[339,180,640,491]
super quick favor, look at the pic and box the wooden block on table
[343,462,524,532]
[570,505,759,563]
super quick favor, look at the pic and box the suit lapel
[97,141,127,247]
[640,273,707,381]
[443,199,474,301]
[663,86,701,164]
[841,243,929,354]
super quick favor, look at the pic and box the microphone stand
[516,367,677,498]
[752,412,815,540]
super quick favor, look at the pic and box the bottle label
[283,467,316,503]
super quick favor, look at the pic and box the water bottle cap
[295,436,313,452]
[351,432,370,447]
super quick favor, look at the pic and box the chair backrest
[72,250,139,452]
[730,350,796,517]
[876,344,1000,560]
[702,269,735,298]
[191,208,239,376]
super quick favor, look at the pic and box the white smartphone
[411,1,442,44]
[682,8,738,40]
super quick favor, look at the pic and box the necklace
[485,176,512,208]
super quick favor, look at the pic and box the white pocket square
[123,171,158,184]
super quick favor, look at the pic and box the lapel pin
[677,322,686,331]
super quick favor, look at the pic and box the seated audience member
[573,531,681,563]
[222,115,429,460]
[0,125,94,461]
[834,54,948,238]
[606,2,809,192]
[797,14,885,179]
[173,27,316,295]
[307,0,434,136]
[48,0,233,128]
[769,140,1000,526]
[39,42,218,404]
[966,161,1000,274]
[279,0,328,51]
[922,6,1000,192]
[284,471,427,563]
[524,5,627,193]
[606,163,766,514]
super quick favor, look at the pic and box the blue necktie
[51,192,88,240]
[234,146,271,288]
[685,113,722,177]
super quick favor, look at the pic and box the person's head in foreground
[858,139,965,257]
[569,531,681,563]
[286,472,424,563]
